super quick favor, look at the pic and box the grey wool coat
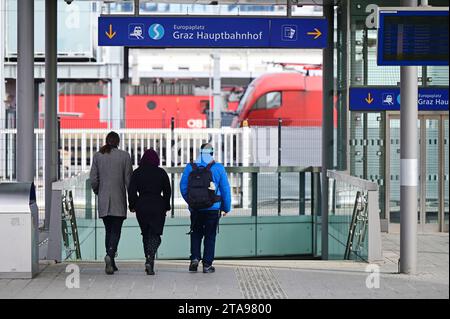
[89,148,133,218]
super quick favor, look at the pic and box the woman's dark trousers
[102,216,125,258]
[139,223,162,262]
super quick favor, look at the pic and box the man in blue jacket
[180,143,231,273]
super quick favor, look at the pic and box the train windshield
[236,84,255,114]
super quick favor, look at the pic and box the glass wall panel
[425,119,440,224]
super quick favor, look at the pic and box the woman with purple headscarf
[128,149,171,275]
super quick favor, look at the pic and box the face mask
[201,148,214,156]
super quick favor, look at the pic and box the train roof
[250,72,322,92]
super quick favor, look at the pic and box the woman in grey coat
[90,131,133,275]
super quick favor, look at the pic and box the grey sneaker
[203,265,215,273]
[189,259,199,272]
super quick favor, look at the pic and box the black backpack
[187,161,221,210]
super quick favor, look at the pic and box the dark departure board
[377,9,449,66]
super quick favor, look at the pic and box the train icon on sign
[128,24,144,40]
[382,93,395,105]
[282,25,297,41]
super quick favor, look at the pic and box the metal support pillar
[336,0,349,171]
[400,0,419,275]
[321,2,334,260]
[134,0,139,16]
[44,0,58,230]
[103,2,123,130]
[283,0,290,217]
[16,0,35,183]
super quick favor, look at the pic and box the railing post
[277,118,282,216]
[251,172,258,217]
[166,117,173,167]
[311,171,315,216]
[85,178,92,219]
[312,171,321,217]
[81,132,87,171]
[299,171,305,215]
[312,170,321,257]
[331,178,336,215]
[94,192,98,260]
[57,117,61,180]
[242,125,251,208]
[47,181,62,262]
[171,177,175,218]
[368,189,382,262]
[170,117,175,218]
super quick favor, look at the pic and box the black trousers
[102,216,125,258]
[139,223,162,262]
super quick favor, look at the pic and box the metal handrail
[164,165,321,174]
[327,170,378,191]
[327,169,382,262]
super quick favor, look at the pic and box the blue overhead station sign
[377,8,449,66]
[350,87,449,111]
[98,16,327,48]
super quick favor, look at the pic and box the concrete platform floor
[0,233,448,299]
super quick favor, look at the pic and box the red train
[232,72,326,127]
[53,73,331,129]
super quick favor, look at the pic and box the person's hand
[221,211,228,217]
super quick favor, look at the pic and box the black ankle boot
[145,257,155,275]
[111,257,118,272]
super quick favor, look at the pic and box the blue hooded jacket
[180,153,231,213]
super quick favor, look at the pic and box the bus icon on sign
[282,25,297,41]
